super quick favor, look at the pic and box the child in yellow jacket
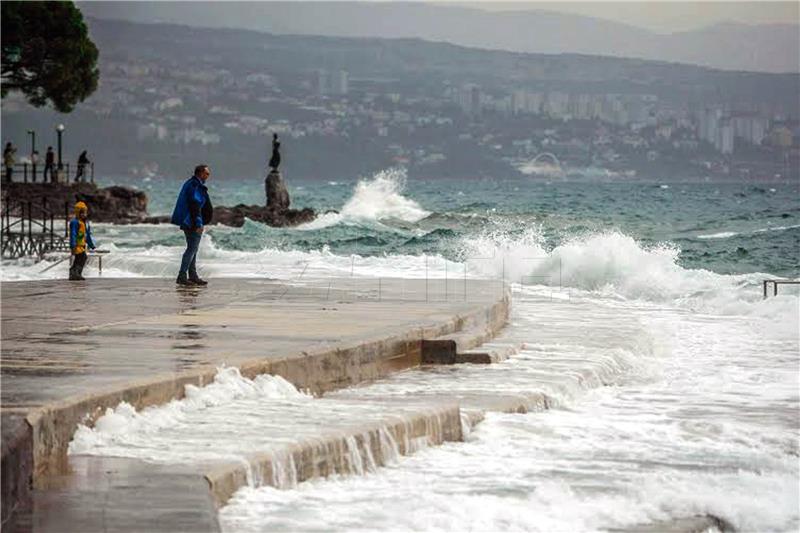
[69,201,96,280]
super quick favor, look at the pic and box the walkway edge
[23,288,510,487]
[205,402,463,508]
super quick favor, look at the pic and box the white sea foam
[220,290,799,532]
[753,223,800,234]
[69,367,309,457]
[697,223,800,240]
[459,227,799,319]
[298,168,429,230]
[5,222,795,328]
[697,231,739,240]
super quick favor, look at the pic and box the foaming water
[459,227,790,318]
[298,168,429,231]
[69,367,457,489]
[698,224,800,240]
[220,288,800,532]
[9,175,800,530]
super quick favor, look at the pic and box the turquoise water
[102,171,799,278]
[52,169,799,531]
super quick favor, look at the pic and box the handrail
[763,279,800,299]
[3,162,94,184]
[1,195,70,259]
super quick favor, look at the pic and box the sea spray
[68,366,459,494]
[220,287,798,532]
[298,168,429,231]
[459,226,798,318]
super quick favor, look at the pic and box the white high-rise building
[544,92,569,118]
[718,120,734,154]
[316,69,328,96]
[454,84,481,115]
[511,90,527,115]
[333,70,349,96]
[698,107,723,144]
[732,115,769,145]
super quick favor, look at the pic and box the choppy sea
[7,169,799,531]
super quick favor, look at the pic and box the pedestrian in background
[44,147,55,183]
[170,164,213,286]
[75,150,90,182]
[4,142,16,183]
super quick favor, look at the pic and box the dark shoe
[77,275,86,281]
[69,274,80,281]
[189,276,208,286]
[176,272,191,286]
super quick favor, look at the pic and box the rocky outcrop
[3,170,316,228]
[145,204,316,228]
[265,170,290,210]
[1,182,148,223]
[145,171,316,228]
[208,170,316,228]
[76,185,148,223]
[211,204,315,227]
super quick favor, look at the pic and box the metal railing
[763,279,800,299]
[2,162,94,184]
[1,196,70,259]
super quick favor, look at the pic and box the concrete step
[422,325,521,365]
[15,400,463,532]
[206,400,462,508]
[456,342,522,364]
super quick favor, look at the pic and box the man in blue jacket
[171,164,213,286]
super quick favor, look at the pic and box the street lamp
[56,124,64,169]
[27,130,36,181]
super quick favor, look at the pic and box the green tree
[2,1,99,113]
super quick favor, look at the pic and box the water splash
[298,168,429,230]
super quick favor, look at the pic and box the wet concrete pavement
[1,277,508,531]
[1,277,504,408]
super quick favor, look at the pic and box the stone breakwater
[0,277,509,530]
[1,182,148,223]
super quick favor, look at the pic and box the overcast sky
[447,1,798,33]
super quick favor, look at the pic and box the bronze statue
[269,133,281,171]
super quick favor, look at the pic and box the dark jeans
[43,164,54,182]
[70,252,87,280]
[179,229,202,278]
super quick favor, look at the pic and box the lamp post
[56,124,64,168]
[27,130,36,181]
[56,124,65,183]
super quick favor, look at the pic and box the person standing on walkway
[69,201,96,281]
[4,142,16,183]
[44,147,55,183]
[171,164,213,286]
[75,150,90,182]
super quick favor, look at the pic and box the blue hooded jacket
[171,175,209,230]
[69,218,96,252]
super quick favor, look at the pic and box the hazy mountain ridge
[3,17,797,182]
[78,1,799,73]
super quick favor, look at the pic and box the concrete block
[1,413,33,532]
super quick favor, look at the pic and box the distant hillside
[83,17,800,108]
[2,17,797,182]
[78,1,800,73]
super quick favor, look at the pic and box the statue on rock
[265,133,290,211]
[151,132,315,227]
[268,133,281,171]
